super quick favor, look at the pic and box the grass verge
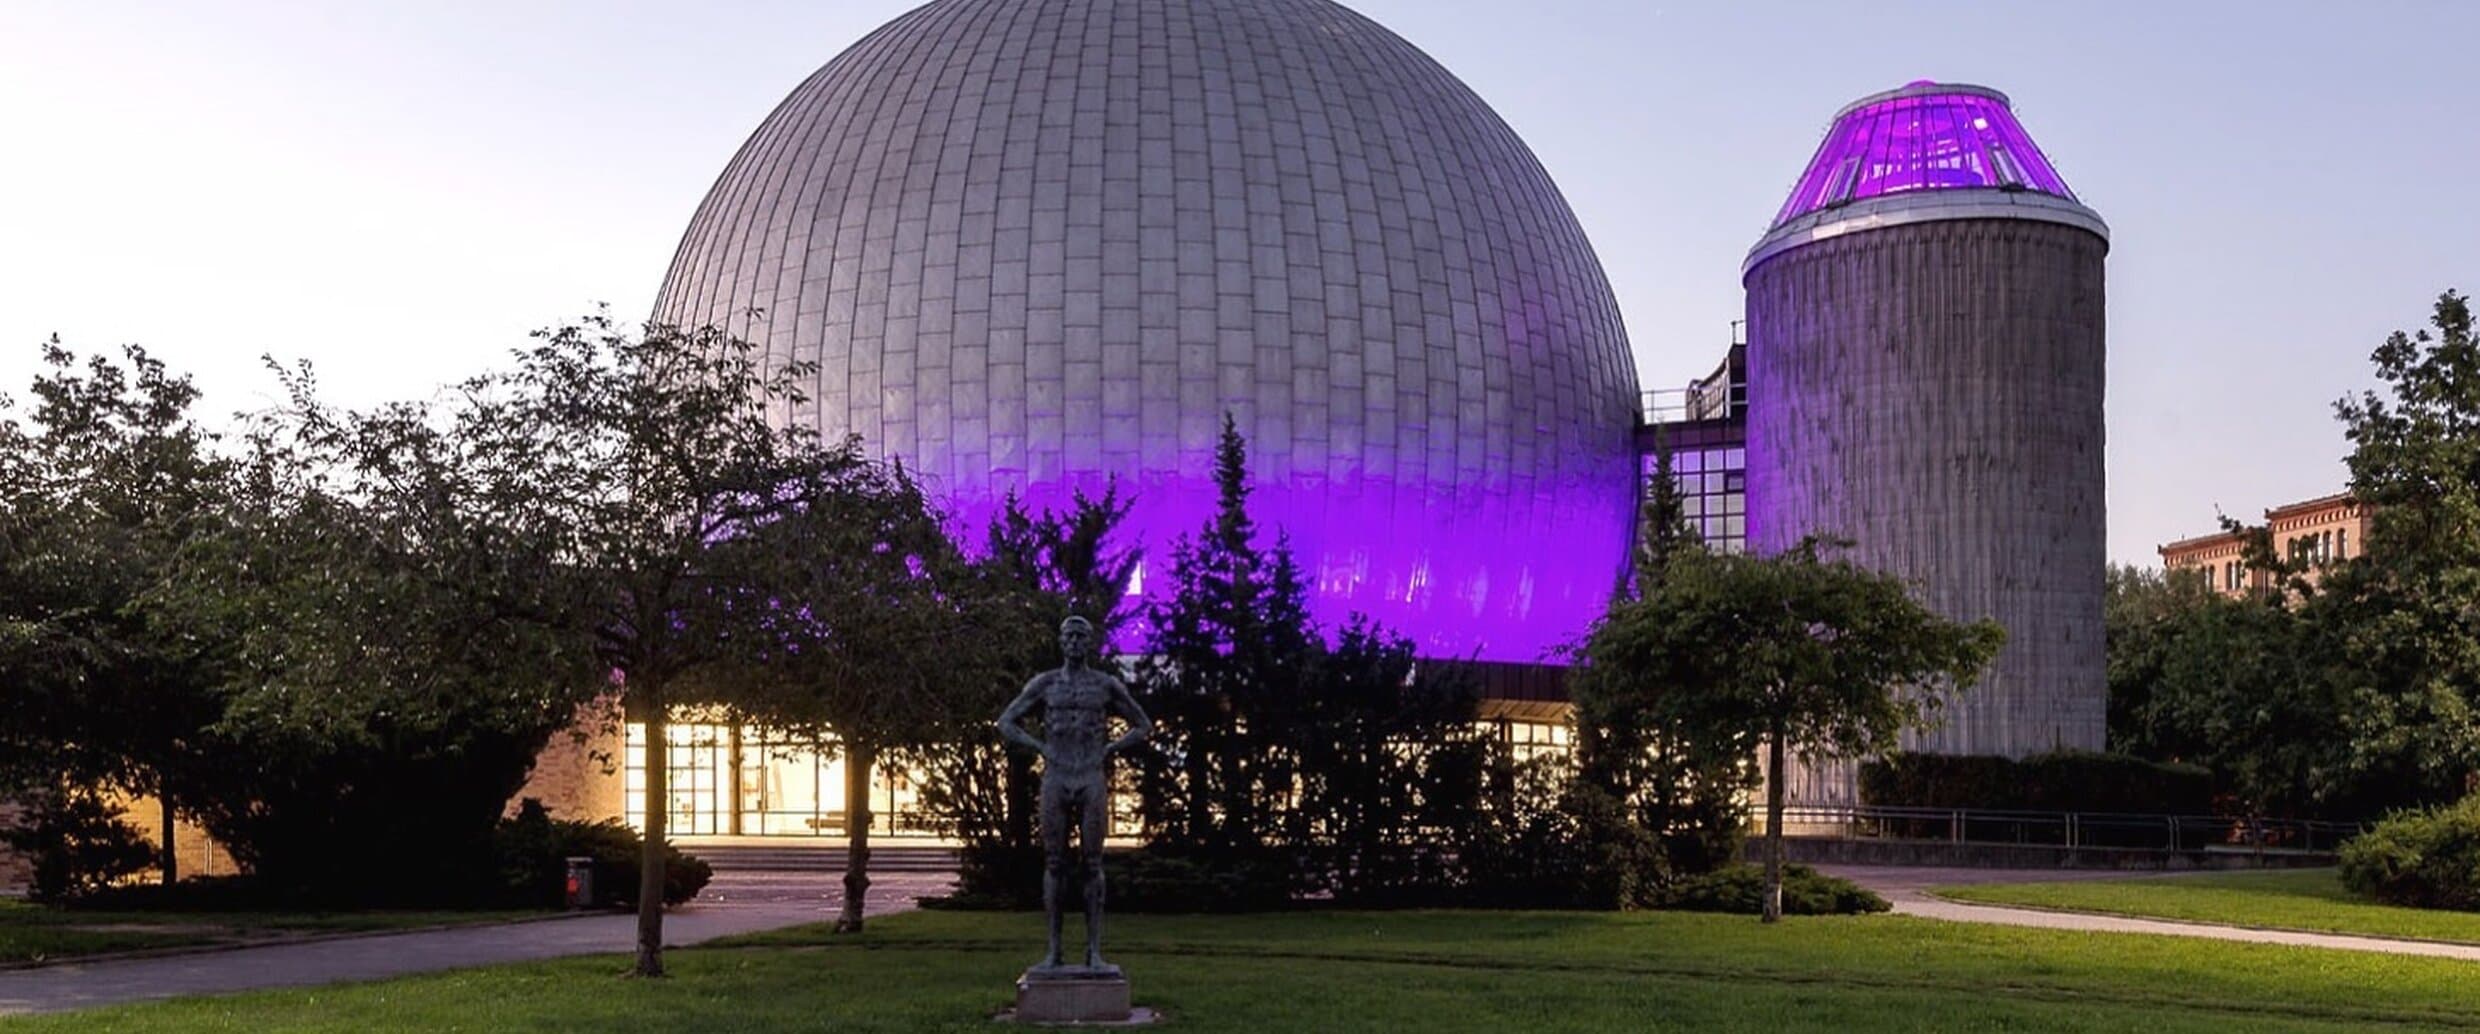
[10,908,2480,1031]
[0,898,556,965]
[1932,868,2480,944]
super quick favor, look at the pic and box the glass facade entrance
[622,722,934,838]
[621,716,1578,838]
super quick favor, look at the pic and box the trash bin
[564,856,596,910]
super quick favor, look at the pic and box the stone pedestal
[1014,966,1149,1025]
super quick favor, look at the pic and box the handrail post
[1950,809,1961,845]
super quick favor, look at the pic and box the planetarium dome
[653,0,1641,661]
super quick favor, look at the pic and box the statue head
[1058,615,1096,663]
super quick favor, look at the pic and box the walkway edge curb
[1918,890,2480,952]
[0,910,604,973]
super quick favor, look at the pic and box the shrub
[1861,750,2214,815]
[1458,767,1668,911]
[176,713,567,907]
[1105,849,1292,913]
[914,887,1028,912]
[943,842,1042,910]
[2339,796,2480,911]
[1657,864,1890,916]
[0,791,157,902]
[607,844,714,909]
[925,847,1290,913]
[70,874,282,911]
[495,799,711,909]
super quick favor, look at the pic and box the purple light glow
[931,455,1629,665]
[1771,83,2077,228]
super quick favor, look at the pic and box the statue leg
[1080,781,1110,968]
[1040,782,1067,969]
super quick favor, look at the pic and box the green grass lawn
[1933,868,2480,944]
[0,898,556,965]
[11,908,2480,1031]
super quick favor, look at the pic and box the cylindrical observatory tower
[1744,82,2108,769]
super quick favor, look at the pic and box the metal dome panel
[653,0,1641,662]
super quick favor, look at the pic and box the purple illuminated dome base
[938,461,1625,663]
[652,0,1641,663]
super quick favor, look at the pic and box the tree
[0,342,230,887]
[918,486,1142,905]
[1288,619,1484,903]
[2103,563,2212,754]
[1569,444,1759,887]
[1586,538,2002,921]
[2,338,651,905]
[704,458,1008,933]
[1118,416,1483,900]
[145,353,617,902]
[2137,595,2349,816]
[1130,415,1320,858]
[1579,443,1700,802]
[981,486,1145,645]
[380,314,853,976]
[1633,437,1702,584]
[2317,290,2480,808]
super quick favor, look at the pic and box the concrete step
[684,844,960,873]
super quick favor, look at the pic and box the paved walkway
[0,870,954,1017]
[1820,864,2480,963]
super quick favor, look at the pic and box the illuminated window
[623,717,939,839]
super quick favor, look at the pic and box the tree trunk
[1763,723,1786,924]
[634,697,669,977]
[727,724,745,838]
[158,786,177,886]
[836,741,874,933]
[1004,749,1036,852]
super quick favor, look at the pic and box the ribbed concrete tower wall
[1745,217,2108,771]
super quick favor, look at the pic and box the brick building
[2159,491,2372,597]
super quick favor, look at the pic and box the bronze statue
[997,615,1152,973]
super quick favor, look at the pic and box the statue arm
[997,677,1048,759]
[1104,677,1153,756]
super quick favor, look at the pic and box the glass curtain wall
[622,716,1575,838]
[1642,446,1746,554]
[622,721,934,838]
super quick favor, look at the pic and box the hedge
[2339,795,2480,911]
[1860,750,2214,815]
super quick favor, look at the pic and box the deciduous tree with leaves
[1569,444,1760,883]
[2319,289,2480,807]
[159,352,611,903]
[365,314,858,976]
[0,342,229,890]
[704,459,1010,933]
[1585,537,2002,921]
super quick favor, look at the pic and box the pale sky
[4,1,2473,566]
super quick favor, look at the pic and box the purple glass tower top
[1770,82,2077,229]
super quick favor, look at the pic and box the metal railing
[1777,804,2365,855]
